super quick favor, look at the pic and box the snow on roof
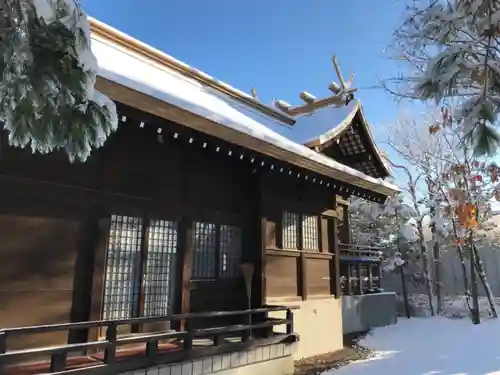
[284,100,359,145]
[90,24,399,197]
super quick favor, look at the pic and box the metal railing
[0,305,298,375]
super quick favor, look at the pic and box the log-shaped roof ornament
[274,55,357,117]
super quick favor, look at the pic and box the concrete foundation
[341,292,398,334]
[123,342,296,375]
[268,296,344,360]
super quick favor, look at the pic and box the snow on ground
[328,317,500,375]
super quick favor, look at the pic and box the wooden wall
[0,135,99,350]
[0,102,353,351]
[0,108,253,348]
[261,173,342,302]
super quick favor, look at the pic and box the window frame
[101,214,180,321]
[190,221,243,281]
[280,211,320,251]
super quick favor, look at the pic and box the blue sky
[83,0,414,168]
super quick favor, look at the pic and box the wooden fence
[0,305,298,375]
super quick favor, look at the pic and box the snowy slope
[329,317,500,375]
[89,24,399,196]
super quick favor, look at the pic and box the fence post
[183,331,193,351]
[146,339,158,358]
[50,351,67,373]
[0,332,6,354]
[104,322,117,364]
[286,309,294,335]
[0,331,6,371]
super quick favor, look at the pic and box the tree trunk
[455,244,472,313]
[427,179,443,314]
[419,237,435,316]
[432,238,443,314]
[386,160,435,316]
[473,244,498,318]
[400,264,411,319]
[469,242,480,324]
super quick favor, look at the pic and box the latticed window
[102,215,178,320]
[282,212,319,251]
[282,212,299,249]
[192,222,217,279]
[191,222,243,279]
[102,215,143,320]
[219,225,242,277]
[302,215,319,250]
[143,220,178,317]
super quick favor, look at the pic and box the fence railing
[339,243,383,261]
[339,243,383,295]
[0,305,298,375]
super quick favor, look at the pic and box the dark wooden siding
[0,100,349,350]
[0,213,80,350]
[0,112,253,347]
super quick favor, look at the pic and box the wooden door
[188,221,247,329]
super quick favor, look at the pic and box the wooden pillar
[88,150,115,343]
[331,218,341,298]
[177,219,193,329]
[69,204,102,344]
[250,172,266,308]
[336,195,351,245]
[343,207,351,245]
[320,217,329,253]
[299,252,308,300]
[177,141,193,329]
[259,217,267,306]
[134,214,150,333]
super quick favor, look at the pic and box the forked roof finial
[274,55,357,117]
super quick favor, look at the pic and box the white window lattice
[102,215,143,320]
[143,220,178,317]
[282,212,319,250]
[282,212,299,249]
[302,215,319,250]
[102,215,178,320]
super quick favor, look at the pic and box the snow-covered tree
[388,0,500,156]
[385,109,499,320]
[350,194,418,249]
[0,0,118,162]
[349,190,438,314]
[432,120,499,319]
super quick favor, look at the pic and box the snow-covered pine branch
[389,0,500,156]
[0,0,118,162]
